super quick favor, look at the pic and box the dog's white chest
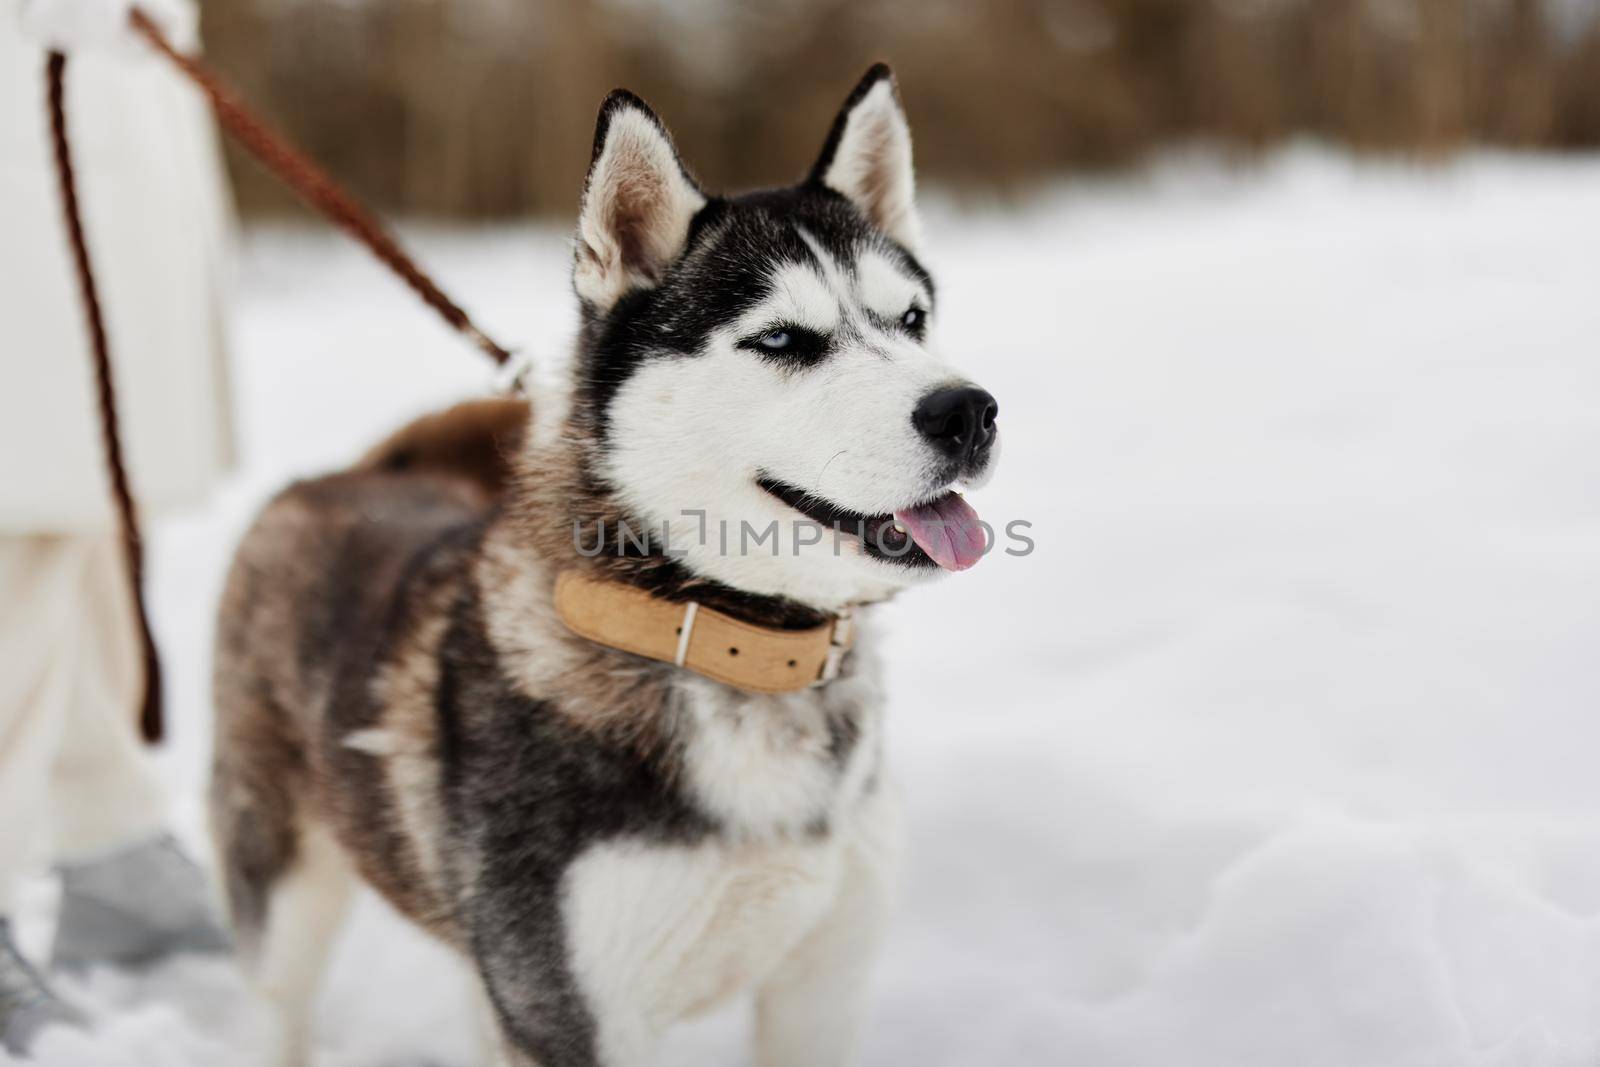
[673,671,884,838]
[557,661,890,1059]
[561,837,843,1044]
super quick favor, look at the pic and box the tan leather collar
[553,570,855,695]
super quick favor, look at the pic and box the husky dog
[212,64,1000,1067]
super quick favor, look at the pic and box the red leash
[44,12,515,743]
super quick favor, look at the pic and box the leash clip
[495,348,538,396]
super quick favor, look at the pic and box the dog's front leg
[755,793,902,1067]
[472,977,530,1067]
[474,956,643,1067]
[472,1001,649,1067]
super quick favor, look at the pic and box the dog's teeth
[892,522,906,533]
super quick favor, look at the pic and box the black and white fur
[210,64,999,1067]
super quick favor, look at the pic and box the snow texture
[9,149,1600,1066]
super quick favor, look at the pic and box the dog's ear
[574,90,706,311]
[809,64,920,250]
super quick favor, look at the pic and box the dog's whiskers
[812,450,848,503]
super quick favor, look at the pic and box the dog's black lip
[754,476,937,567]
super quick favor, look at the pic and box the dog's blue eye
[743,324,828,363]
[903,307,925,332]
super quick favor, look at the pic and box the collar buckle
[673,601,700,667]
[814,608,856,686]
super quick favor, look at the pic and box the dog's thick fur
[213,66,997,1067]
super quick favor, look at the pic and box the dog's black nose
[913,386,999,463]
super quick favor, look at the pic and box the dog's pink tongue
[893,492,986,572]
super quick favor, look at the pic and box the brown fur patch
[358,396,530,499]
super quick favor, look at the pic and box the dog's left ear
[575,90,707,311]
[809,63,921,250]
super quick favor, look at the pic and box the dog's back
[354,394,527,494]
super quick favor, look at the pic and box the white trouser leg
[0,531,167,906]
[47,533,167,863]
[0,535,85,916]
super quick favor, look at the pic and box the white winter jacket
[0,0,234,532]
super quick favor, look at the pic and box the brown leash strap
[127,9,512,366]
[45,52,163,743]
[44,11,517,745]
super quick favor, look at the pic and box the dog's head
[568,65,999,611]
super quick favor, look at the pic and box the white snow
[10,148,1600,1066]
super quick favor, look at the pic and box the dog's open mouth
[756,477,986,571]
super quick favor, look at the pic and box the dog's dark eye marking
[901,305,928,340]
[739,322,830,364]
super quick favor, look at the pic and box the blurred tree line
[202,0,1600,219]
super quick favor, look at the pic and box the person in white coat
[0,0,234,1052]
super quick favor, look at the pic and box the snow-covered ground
[11,149,1600,1066]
